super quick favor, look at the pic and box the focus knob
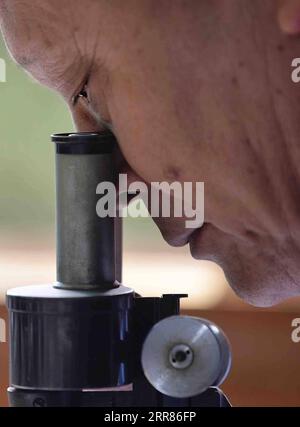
[141,315,231,398]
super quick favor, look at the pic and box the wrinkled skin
[1,0,300,306]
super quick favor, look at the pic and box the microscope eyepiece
[52,131,115,155]
[52,131,121,290]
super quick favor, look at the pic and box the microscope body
[7,132,231,407]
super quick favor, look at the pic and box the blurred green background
[0,36,70,232]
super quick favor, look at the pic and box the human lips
[188,223,215,261]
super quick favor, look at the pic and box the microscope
[6,132,231,407]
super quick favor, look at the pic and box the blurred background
[1,36,300,406]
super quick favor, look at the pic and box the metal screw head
[169,344,193,369]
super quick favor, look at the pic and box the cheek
[106,65,194,184]
[108,101,160,180]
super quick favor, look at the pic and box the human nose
[70,101,105,132]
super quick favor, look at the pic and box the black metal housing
[7,284,133,390]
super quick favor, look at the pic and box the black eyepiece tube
[52,131,122,290]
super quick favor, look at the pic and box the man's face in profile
[1,0,300,306]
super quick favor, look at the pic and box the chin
[228,279,288,307]
[221,259,300,307]
[188,224,300,307]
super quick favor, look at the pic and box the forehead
[0,0,89,96]
[15,40,87,98]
